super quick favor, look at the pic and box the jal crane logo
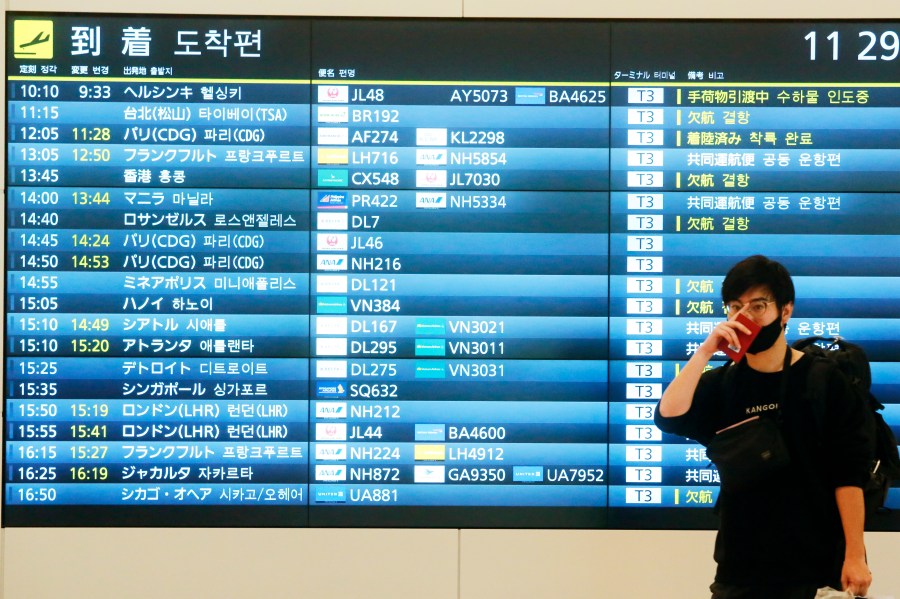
[14,20,54,59]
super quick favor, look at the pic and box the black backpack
[792,336,900,517]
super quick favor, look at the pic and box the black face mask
[746,316,784,354]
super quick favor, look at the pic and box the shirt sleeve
[820,364,876,489]
[654,365,725,447]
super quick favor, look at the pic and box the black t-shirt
[655,353,874,586]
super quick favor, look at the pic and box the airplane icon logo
[14,20,54,59]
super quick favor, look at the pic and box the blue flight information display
[4,14,898,529]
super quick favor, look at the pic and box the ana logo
[415,193,447,209]
[416,149,447,166]
[317,255,348,271]
[315,443,347,461]
[316,402,347,419]
[316,465,347,481]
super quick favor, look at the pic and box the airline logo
[317,148,349,165]
[415,339,446,357]
[317,233,348,252]
[317,212,349,230]
[315,422,347,441]
[414,465,445,483]
[515,87,547,105]
[416,128,448,146]
[316,337,348,356]
[317,191,348,210]
[317,297,348,314]
[415,192,447,209]
[415,424,446,442]
[317,106,349,123]
[14,20,54,60]
[316,275,348,294]
[317,127,349,145]
[416,149,447,166]
[415,170,447,188]
[318,85,349,103]
[316,316,348,335]
[316,465,347,481]
[316,381,347,398]
[416,318,446,336]
[317,169,348,187]
[317,255,348,271]
[315,402,347,419]
[314,486,347,503]
[315,443,347,461]
[316,360,347,379]
[415,361,446,379]
[513,466,544,482]
[414,444,446,461]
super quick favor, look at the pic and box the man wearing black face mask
[655,255,875,599]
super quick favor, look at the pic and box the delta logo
[316,275,348,294]
[317,212,349,230]
[315,359,347,379]
[315,337,348,356]
[317,191,348,210]
[315,316,348,335]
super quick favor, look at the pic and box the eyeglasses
[724,298,776,318]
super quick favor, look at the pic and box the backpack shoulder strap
[804,357,832,436]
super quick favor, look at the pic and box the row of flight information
[4,14,899,528]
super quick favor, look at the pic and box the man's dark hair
[721,255,795,308]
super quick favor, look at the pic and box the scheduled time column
[5,15,312,525]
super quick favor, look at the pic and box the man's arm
[657,319,750,418]
[835,485,871,596]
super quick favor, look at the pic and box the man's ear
[781,301,794,323]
